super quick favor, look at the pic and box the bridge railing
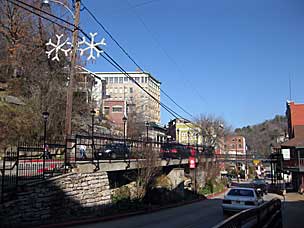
[212,198,282,228]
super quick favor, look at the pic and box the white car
[222,187,264,214]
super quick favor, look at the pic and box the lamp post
[122,116,128,143]
[42,111,49,179]
[41,0,81,164]
[177,129,180,143]
[235,137,239,183]
[145,121,149,142]
[90,109,96,162]
[196,133,199,152]
[187,131,190,146]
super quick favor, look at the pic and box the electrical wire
[81,1,195,119]
[8,0,202,132]
[6,0,74,32]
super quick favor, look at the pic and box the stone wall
[0,171,111,227]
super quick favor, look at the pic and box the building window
[141,77,144,83]
[238,139,242,143]
[112,106,123,112]
[104,107,110,115]
[119,77,123,83]
[124,77,128,82]
[238,144,242,148]
[130,87,133,93]
[109,77,113,84]
[114,77,118,83]
[232,138,235,142]
[145,77,148,83]
[231,144,235,148]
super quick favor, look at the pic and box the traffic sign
[189,157,196,169]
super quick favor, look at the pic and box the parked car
[94,143,130,160]
[160,143,191,159]
[222,187,264,214]
[251,178,268,195]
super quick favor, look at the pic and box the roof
[281,125,304,148]
[93,71,161,84]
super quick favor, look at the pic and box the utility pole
[65,0,81,139]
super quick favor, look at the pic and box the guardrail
[212,198,282,228]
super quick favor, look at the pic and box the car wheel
[111,153,117,159]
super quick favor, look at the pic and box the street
[74,191,279,228]
[75,195,225,228]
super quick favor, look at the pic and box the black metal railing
[1,142,67,204]
[1,134,219,204]
[212,198,282,228]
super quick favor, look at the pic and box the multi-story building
[103,99,127,130]
[168,118,202,145]
[280,101,304,191]
[223,136,246,155]
[94,71,161,124]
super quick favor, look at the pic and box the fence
[1,142,67,203]
[212,198,282,228]
[1,134,216,204]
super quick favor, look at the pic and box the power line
[8,0,201,132]
[125,0,208,105]
[81,1,195,119]
[6,0,74,32]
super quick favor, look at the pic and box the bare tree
[0,1,90,148]
[194,114,232,150]
[135,144,161,199]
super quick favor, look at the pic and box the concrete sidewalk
[282,193,304,228]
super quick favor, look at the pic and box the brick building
[103,100,127,130]
[224,135,246,155]
[281,101,304,191]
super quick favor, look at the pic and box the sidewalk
[282,193,304,228]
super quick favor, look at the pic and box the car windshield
[228,189,254,197]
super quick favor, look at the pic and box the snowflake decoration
[78,32,106,60]
[45,34,71,61]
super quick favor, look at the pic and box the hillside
[235,115,287,156]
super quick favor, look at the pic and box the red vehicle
[160,143,196,159]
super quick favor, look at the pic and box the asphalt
[73,192,228,228]
[281,193,304,228]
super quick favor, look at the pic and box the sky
[77,0,304,129]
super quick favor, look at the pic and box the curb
[206,188,228,199]
[39,190,226,228]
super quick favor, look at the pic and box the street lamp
[122,115,128,143]
[235,137,239,183]
[187,131,190,146]
[42,111,49,179]
[42,0,75,18]
[145,121,149,142]
[90,109,96,162]
[41,0,81,140]
[177,129,180,143]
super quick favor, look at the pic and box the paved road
[281,193,304,228]
[74,190,281,228]
[75,193,227,228]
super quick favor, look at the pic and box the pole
[91,112,94,163]
[43,119,47,179]
[123,121,126,142]
[146,125,149,142]
[235,138,239,182]
[65,0,81,139]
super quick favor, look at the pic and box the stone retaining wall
[0,171,111,227]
